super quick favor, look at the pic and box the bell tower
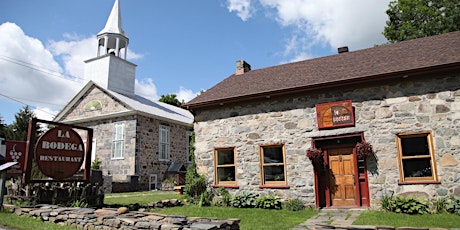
[84,0,136,97]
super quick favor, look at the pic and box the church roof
[184,31,460,110]
[54,81,193,126]
[98,0,127,37]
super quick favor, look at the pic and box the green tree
[384,0,460,42]
[4,106,41,141]
[159,94,183,107]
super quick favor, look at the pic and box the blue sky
[0,0,390,125]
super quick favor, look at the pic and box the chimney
[338,46,349,54]
[236,60,251,75]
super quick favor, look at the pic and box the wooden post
[0,171,6,210]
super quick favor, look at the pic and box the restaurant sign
[316,100,355,129]
[35,126,85,179]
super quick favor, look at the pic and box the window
[112,123,124,159]
[396,131,438,183]
[260,145,287,186]
[159,125,170,160]
[214,148,237,186]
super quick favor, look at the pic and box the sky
[0,0,391,125]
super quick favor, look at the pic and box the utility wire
[0,54,161,102]
[0,93,58,117]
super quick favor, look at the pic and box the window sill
[259,185,290,189]
[398,181,441,185]
[111,157,124,160]
[213,185,239,189]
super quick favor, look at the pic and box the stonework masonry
[58,86,191,192]
[193,74,460,207]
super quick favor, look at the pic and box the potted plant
[356,141,373,159]
[306,147,323,164]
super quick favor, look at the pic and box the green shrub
[212,187,232,207]
[432,197,448,214]
[184,174,207,204]
[380,192,394,212]
[256,194,282,209]
[392,196,429,215]
[198,191,212,207]
[231,191,258,208]
[91,157,101,169]
[446,195,460,215]
[284,198,305,211]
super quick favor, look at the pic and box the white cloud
[227,0,254,21]
[0,22,156,122]
[175,87,199,104]
[48,34,143,81]
[135,78,159,101]
[0,22,82,121]
[229,0,390,61]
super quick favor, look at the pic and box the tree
[384,0,460,42]
[159,94,184,107]
[4,106,41,141]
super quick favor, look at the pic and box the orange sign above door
[316,100,354,129]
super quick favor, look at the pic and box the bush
[212,187,232,207]
[446,195,460,215]
[231,191,258,208]
[184,174,207,204]
[256,194,282,209]
[198,191,212,207]
[386,196,430,215]
[432,197,448,214]
[284,198,305,211]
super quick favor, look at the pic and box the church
[54,0,193,192]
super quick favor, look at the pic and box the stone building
[54,0,193,192]
[184,31,460,208]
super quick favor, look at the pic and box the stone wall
[193,74,460,207]
[7,204,240,230]
[136,115,191,190]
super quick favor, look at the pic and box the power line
[0,55,85,84]
[0,93,58,117]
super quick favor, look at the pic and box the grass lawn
[104,190,181,205]
[0,210,76,230]
[353,210,460,228]
[152,205,317,230]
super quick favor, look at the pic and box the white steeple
[97,0,129,59]
[84,0,136,97]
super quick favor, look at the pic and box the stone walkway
[293,208,372,230]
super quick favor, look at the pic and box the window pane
[217,167,235,182]
[217,149,234,165]
[403,158,433,178]
[263,165,285,181]
[263,146,283,164]
[401,136,429,156]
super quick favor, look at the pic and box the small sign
[35,126,85,179]
[316,100,354,129]
[5,141,26,177]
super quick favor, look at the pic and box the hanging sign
[5,141,26,177]
[34,126,85,179]
[316,100,354,129]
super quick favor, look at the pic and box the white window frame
[112,123,125,159]
[159,125,170,161]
